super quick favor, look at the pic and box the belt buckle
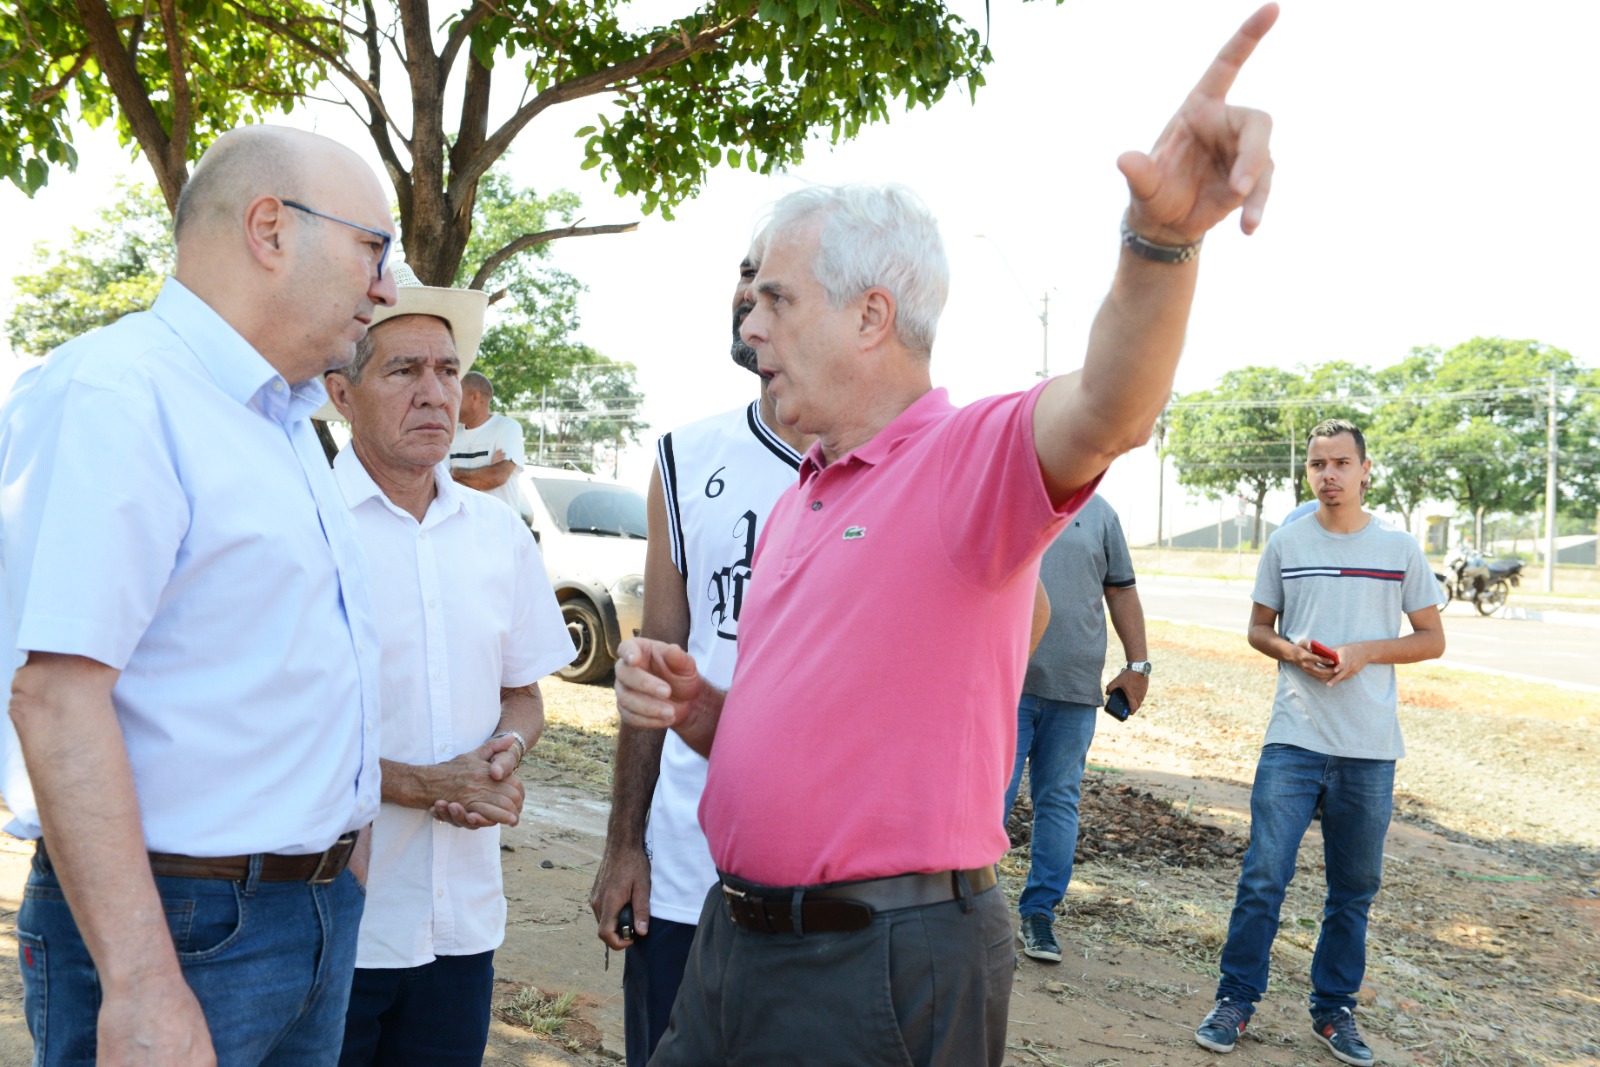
[307,833,356,885]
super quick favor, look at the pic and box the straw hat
[314,262,490,421]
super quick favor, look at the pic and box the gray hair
[461,371,493,399]
[755,184,949,353]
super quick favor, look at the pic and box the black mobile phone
[616,902,636,941]
[1104,688,1131,722]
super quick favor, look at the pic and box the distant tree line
[1162,339,1600,549]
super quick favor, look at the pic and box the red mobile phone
[1308,640,1340,667]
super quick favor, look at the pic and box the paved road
[1137,575,1600,692]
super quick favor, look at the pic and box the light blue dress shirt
[0,278,382,855]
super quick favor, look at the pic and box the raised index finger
[1191,3,1279,102]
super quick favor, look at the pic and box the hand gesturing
[1118,3,1279,246]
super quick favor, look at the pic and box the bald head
[170,124,398,385]
[174,126,325,243]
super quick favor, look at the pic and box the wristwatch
[1124,661,1153,677]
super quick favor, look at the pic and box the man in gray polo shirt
[1003,493,1150,963]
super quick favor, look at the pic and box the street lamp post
[973,233,1053,380]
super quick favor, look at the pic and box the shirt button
[437,889,445,899]
[271,380,285,393]
[811,501,823,511]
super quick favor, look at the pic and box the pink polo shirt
[699,383,1097,886]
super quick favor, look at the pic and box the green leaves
[5,180,172,356]
[0,0,339,197]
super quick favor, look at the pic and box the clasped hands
[427,732,525,829]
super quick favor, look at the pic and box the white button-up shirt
[0,279,382,855]
[333,448,570,967]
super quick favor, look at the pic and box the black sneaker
[1312,1007,1375,1066]
[1016,913,1062,962]
[1195,998,1253,1053]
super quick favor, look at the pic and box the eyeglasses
[281,200,393,280]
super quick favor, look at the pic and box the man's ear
[242,195,289,271]
[324,371,357,423]
[858,287,896,349]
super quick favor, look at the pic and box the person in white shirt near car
[450,370,533,522]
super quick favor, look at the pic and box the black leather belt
[38,834,357,885]
[720,866,998,934]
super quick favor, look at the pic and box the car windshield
[532,478,647,539]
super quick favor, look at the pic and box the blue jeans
[339,950,495,1066]
[1003,695,1098,920]
[1216,743,1394,1017]
[623,916,697,1067]
[17,845,365,1066]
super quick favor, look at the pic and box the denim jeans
[623,916,697,1067]
[1003,695,1098,920]
[1216,743,1394,1017]
[16,845,366,1066]
[339,950,495,1066]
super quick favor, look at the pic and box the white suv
[518,465,646,683]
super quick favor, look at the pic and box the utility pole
[1544,370,1558,592]
[1155,414,1167,553]
[1039,291,1050,380]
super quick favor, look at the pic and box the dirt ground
[1,619,1597,1067]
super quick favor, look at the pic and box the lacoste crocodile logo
[842,525,867,540]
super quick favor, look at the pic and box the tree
[1164,364,1369,548]
[518,361,647,476]
[4,0,999,288]
[1365,348,1443,536]
[5,180,171,357]
[1401,338,1578,545]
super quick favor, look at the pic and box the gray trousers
[649,878,1013,1067]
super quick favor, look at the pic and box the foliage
[459,169,646,472]
[519,360,647,476]
[5,181,171,356]
[4,0,1009,288]
[0,0,338,208]
[1164,339,1597,546]
[1164,363,1369,547]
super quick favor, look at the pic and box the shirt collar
[797,387,954,482]
[149,278,325,424]
[333,446,466,527]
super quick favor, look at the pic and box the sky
[2,0,1595,544]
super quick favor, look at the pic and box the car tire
[1476,578,1509,617]
[560,598,614,684]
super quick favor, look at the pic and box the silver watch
[1124,661,1153,677]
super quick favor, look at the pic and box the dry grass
[494,984,577,1036]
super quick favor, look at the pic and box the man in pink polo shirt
[616,7,1280,1064]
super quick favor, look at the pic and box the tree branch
[439,0,494,84]
[30,49,94,105]
[451,5,756,203]
[467,221,640,292]
[71,0,184,210]
[357,0,408,192]
[227,1,407,149]
[156,0,193,168]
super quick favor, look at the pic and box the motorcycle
[1437,543,1524,616]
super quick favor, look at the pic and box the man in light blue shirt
[1,126,397,1066]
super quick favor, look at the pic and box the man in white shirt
[0,126,393,1066]
[450,371,532,521]
[323,270,573,1066]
